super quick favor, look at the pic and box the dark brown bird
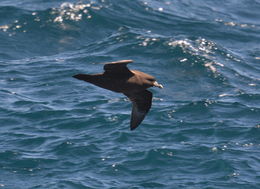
[73,60,163,130]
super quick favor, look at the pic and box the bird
[73,60,163,130]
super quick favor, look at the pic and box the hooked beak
[153,81,163,89]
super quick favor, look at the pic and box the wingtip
[104,59,134,65]
[130,125,138,131]
[72,74,80,79]
[129,112,145,131]
[73,74,90,81]
[119,59,134,63]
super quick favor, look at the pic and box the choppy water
[0,0,260,188]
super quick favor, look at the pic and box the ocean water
[0,0,260,188]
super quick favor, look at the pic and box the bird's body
[76,70,155,93]
[73,60,163,130]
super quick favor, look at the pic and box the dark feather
[104,60,133,74]
[125,90,153,130]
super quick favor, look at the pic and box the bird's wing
[125,90,153,130]
[103,60,133,74]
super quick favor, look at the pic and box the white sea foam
[168,38,224,74]
[51,2,102,23]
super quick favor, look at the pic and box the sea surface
[0,0,260,188]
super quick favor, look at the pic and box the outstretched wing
[103,60,133,74]
[125,90,153,130]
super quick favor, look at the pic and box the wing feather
[103,60,133,74]
[125,90,153,130]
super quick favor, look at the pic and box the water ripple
[1,0,260,188]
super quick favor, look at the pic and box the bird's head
[146,77,163,89]
[134,70,163,89]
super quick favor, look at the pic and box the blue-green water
[0,0,260,188]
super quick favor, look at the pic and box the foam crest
[51,1,103,23]
[168,38,224,73]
